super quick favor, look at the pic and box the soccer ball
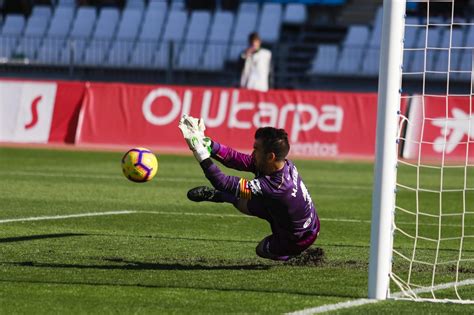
[121,147,158,183]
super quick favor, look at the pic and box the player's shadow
[0,233,86,243]
[12,259,271,271]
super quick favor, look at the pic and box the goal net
[391,0,474,303]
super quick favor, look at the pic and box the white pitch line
[0,210,136,224]
[285,279,474,314]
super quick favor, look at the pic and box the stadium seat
[0,14,25,59]
[228,3,260,61]
[283,3,307,24]
[125,0,145,10]
[148,0,167,11]
[401,17,421,73]
[60,7,97,64]
[408,27,442,73]
[310,44,339,75]
[31,5,52,20]
[257,3,282,43]
[336,25,370,75]
[57,0,75,7]
[37,6,75,63]
[170,0,185,11]
[433,28,463,74]
[107,8,143,66]
[455,25,474,81]
[83,8,120,65]
[361,7,383,76]
[176,11,211,70]
[15,12,50,59]
[130,8,167,67]
[456,49,473,81]
[153,10,187,68]
[200,11,234,71]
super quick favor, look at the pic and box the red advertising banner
[49,81,85,143]
[402,95,474,163]
[0,79,84,144]
[76,83,383,158]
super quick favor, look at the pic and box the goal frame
[368,0,406,300]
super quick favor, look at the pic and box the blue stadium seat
[258,3,282,43]
[200,11,235,71]
[336,25,370,75]
[60,7,97,64]
[228,3,260,61]
[15,9,50,59]
[310,44,339,75]
[130,7,167,67]
[37,6,75,63]
[0,14,25,59]
[83,8,120,65]
[108,8,143,66]
[153,10,188,68]
[176,11,212,70]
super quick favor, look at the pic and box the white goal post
[369,0,406,300]
[369,0,474,303]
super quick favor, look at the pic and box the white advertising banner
[0,81,57,143]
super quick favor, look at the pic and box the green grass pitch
[0,147,473,314]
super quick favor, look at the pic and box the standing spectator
[240,32,272,92]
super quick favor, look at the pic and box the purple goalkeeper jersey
[200,141,319,241]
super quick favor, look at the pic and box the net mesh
[392,0,474,303]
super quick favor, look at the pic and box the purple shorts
[248,198,320,259]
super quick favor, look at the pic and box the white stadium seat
[176,11,211,69]
[200,11,234,71]
[258,3,282,43]
[336,25,370,74]
[153,10,187,68]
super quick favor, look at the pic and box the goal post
[369,0,474,303]
[368,0,406,300]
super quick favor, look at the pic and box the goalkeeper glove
[178,115,212,154]
[178,116,211,162]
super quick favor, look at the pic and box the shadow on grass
[11,259,271,271]
[0,233,86,243]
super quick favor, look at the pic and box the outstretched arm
[200,158,240,197]
[211,141,256,173]
[200,158,265,200]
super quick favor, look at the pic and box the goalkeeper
[178,115,320,261]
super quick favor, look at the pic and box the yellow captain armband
[238,178,252,200]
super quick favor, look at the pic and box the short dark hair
[248,32,260,44]
[255,127,290,161]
